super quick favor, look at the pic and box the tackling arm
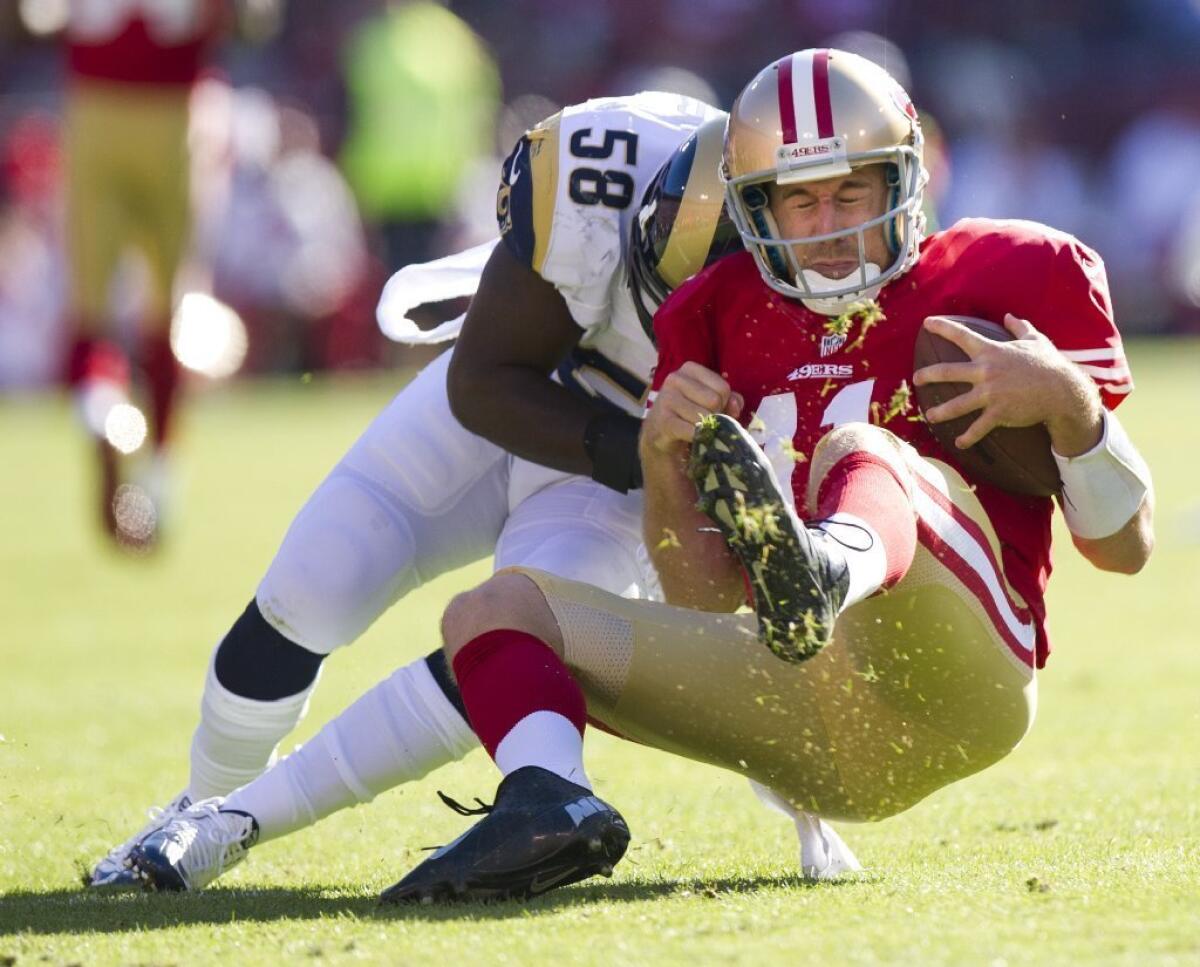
[447,241,639,485]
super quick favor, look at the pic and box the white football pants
[204,349,655,828]
[255,350,657,657]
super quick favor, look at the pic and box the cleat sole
[689,414,839,663]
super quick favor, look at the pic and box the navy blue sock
[423,648,468,721]
[214,600,325,701]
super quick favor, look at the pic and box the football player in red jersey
[62,0,227,546]
[373,50,1154,903]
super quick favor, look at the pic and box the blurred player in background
[62,0,227,547]
[340,0,500,272]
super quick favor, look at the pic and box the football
[913,315,1062,497]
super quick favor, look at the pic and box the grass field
[1,340,1198,966]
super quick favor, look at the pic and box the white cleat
[128,797,259,892]
[87,792,191,889]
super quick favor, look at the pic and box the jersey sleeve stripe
[656,124,725,289]
[529,114,561,275]
[1076,363,1132,380]
[498,137,536,265]
[1061,347,1124,363]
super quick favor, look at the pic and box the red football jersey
[66,0,224,87]
[650,217,1132,668]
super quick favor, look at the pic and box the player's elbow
[446,353,487,435]
[1074,520,1155,574]
[1107,530,1154,574]
[1092,545,1151,575]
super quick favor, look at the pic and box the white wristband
[1053,409,1152,539]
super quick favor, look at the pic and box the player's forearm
[1044,362,1105,457]
[642,443,744,611]
[1071,493,1154,574]
[448,361,600,477]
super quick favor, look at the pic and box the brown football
[913,315,1062,497]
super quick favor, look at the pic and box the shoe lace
[100,795,188,864]
[418,791,494,853]
[436,790,493,817]
[169,804,252,888]
[809,516,876,552]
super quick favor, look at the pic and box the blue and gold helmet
[628,115,742,340]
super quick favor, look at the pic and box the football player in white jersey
[88,92,762,888]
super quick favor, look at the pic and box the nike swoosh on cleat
[528,865,579,895]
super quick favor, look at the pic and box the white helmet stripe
[786,50,820,142]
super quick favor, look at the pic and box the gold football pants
[65,80,191,328]
[515,430,1037,822]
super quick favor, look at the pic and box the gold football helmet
[722,49,927,314]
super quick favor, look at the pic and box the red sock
[817,453,917,589]
[139,328,181,447]
[451,629,586,759]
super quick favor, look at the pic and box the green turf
[1,341,1198,966]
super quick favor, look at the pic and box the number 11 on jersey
[751,380,876,508]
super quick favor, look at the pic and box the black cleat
[689,413,849,663]
[380,767,629,905]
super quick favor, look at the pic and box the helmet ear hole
[743,184,769,211]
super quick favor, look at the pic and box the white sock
[494,710,590,791]
[188,654,320,800]
[813,511,888,611]
[224,658,477,842]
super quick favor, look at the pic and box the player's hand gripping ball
[913,316,1062,496]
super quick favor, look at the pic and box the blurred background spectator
[0,0,1197,401]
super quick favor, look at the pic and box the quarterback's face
[767,165,890,279]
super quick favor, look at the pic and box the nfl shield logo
[820,333,847,357]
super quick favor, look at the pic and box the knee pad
[808,424,913,516]
[214,599,326,701]
[257,473,420,654]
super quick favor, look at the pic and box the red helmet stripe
[777,54,798,144]
[813,48,834,138]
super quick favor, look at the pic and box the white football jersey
[498,92,724,416]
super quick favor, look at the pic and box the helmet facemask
[725,143,926,316]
